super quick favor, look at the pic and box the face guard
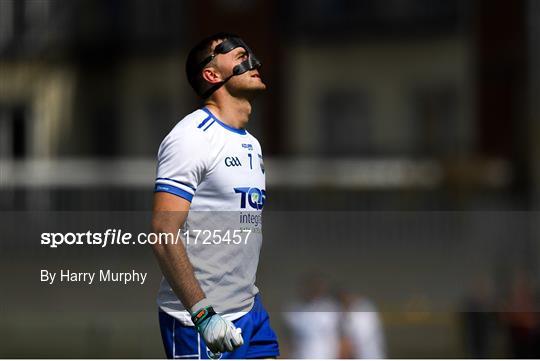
[196,37,262,98]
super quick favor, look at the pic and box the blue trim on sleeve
[200,107,247,135]
[155,178,196,191]
[154,184,194,202]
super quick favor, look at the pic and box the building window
[319,89,374,155]
[408,84,467,156]
[0,106,28,158]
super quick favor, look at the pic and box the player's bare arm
[151,192,204,310]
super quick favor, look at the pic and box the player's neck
[204,96,251,130]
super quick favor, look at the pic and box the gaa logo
[225,156,242,167]
[234,187,266,209]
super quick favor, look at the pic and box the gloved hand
[191,304,244,355]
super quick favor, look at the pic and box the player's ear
[202,67,222,85]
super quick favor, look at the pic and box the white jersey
[344,299,386,359]
[154,107,266,325]
[284,298,341,359]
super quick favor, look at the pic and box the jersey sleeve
[154,129,209,202]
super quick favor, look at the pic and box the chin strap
[200,73,235,99]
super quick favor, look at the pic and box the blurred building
[0,0,190,158]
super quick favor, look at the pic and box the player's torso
[156,108,266,318]
[183,110,265,313]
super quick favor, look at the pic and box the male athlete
[151,33,279,359]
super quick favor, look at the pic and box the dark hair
[185,32,239,97]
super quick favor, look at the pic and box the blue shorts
[159,294,279,359]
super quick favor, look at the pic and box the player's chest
[194,139,266,210]
[207,141,265,188]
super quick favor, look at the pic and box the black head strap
[196,37,261,98]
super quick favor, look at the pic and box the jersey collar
[201,107,247,135]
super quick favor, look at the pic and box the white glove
[191,305,244,354]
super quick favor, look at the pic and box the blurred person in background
[283,274,340,359]
[336,289,386,359]
[151,32,279,359]
[461,274,496,358]
[499,270,540,358]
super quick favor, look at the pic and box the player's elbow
[150,215,183,252]
[151,216,165,235]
